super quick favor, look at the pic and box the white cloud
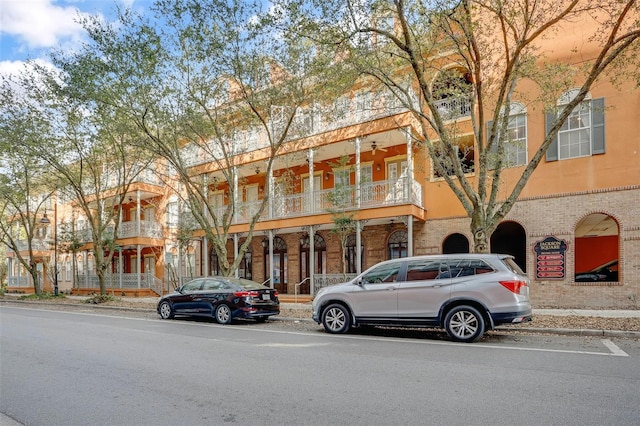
[1,0,92,49]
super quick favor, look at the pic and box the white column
[407,216,413,257]
[137,245,141,289]
[233,234,239,278]
[268,229,274,289]
[355,137,361,208]
[356,220,362,275]
[309,226,315,295]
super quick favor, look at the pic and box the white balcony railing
[210,177,423,224]
[182,93,412,168]
[7,239,51,253]
[433,95,472,120]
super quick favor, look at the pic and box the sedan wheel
[214,303,232,325]
[158,301,174,320]
[322,304,351,334]
[444,305,485,343]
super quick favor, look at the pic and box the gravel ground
[3,295,640,333]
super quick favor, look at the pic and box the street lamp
[40,204,58,296]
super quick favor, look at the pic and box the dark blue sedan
[157,277,280,323]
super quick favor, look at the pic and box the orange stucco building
[5,6,639,308]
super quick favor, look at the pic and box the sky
[0,0,143,77]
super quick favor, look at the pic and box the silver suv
[312,254,532,342]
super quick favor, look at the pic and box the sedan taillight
[499,280,527,294]
[234,291,260,298]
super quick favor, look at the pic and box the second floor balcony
[77,220,164,243]
[212,176,423,224]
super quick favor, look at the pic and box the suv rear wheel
[444,305,485,342]
[321,304,351,334]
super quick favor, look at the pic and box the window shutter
[591,98,605,154]
[545,111,558,162]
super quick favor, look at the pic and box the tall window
[345,234,364,274]
[209,249,221,276]
[239,249,252,280]
[546,90,605,161]
[487,103,527,168]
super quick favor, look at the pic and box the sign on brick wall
[534,236,567,280]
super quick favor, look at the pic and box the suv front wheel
[444,305,485,343]
[321,304,351,334]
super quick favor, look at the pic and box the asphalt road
[1,305,639,426]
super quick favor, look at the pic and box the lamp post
[40,202,58,296]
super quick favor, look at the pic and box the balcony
[433,95,472,120]
[6,239,50,253]
[77,220,164,243]
[183,92,411,168]
[118,221,164,239]
[209,177,423,225]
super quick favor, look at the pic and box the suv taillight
[499,280,527,294]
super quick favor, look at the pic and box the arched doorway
[388,230,408,260]
[300,233,327,294]
[575,213,619,282]
[443,233,470,254]
[264,236,288,293]
[491,221,527,272]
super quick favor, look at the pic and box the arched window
[388,230,408,260]
[443,233,470,254]
[575,213,619,282]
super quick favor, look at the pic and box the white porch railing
[8,276,32,287]
[313,274,357,295]
[80,273,163,295]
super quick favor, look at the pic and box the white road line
[601,339,629,357]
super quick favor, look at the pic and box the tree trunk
[470,211,490,253]
[29,265,42,295]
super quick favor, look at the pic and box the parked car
[312,254,532,342]
[157,277,279,323]
[575,260,618,282]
